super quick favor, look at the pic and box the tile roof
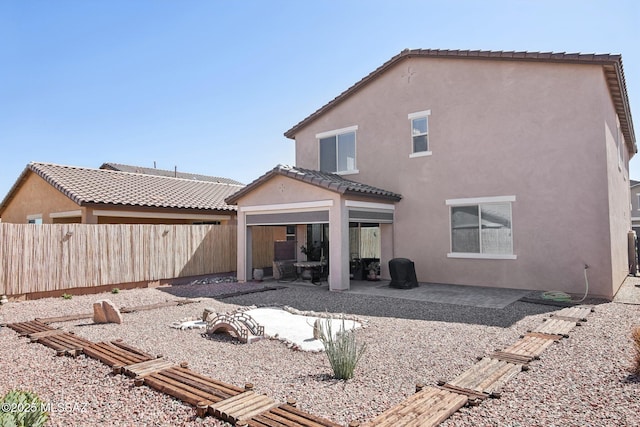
[225,164,402,204]
[284,48,636,153]
[1,162,243,213]
[100,162,244,185]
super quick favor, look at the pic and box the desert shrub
[111,288,120,294]
[632,327,640,376]
[0,389,48,427]
[317,317,366,380]
[61,293,72,300]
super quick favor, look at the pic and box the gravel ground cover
[1,280,638,427]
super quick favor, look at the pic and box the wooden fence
[0,224,279,297]
[251,226,287,269]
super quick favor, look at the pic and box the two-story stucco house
[227,49,637,299]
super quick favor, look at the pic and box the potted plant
[300,241,322,261]
[367,261,380,281]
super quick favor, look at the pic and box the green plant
[111,288,120,294]
[632,327,640,376]
[317,317,366,380]
[300,241,322,261]
[61,293,72,300]
[0,389,49,427]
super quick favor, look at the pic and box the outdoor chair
[274,260,297,282]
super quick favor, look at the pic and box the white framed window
[286,225,296,241]
[408,110,431,158]
[317,126,358,174]
[27,214,43,224]
[446,196,516,259]
[637,194,640,210]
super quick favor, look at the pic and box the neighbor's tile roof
[1,162,243,213]
[225,164,402,204]
[284,48,636,153]
[100,162,244,185]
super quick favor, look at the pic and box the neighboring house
[631,180,640,235]
[227,49,636,299]
[99,162,244,185]
[0,162,242,224]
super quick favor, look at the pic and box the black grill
[388,258,419,289]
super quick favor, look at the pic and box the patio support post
[328,201,350,291]
[236,210,248,282]
[245,226,253,282]
[380,223,394,280]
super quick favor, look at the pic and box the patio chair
[274,260,297,282]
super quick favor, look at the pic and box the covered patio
[225,165,402,291]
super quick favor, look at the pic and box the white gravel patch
[1,281,639,426]
[246,307,362,352]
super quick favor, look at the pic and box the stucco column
[236,211,247,282]
[380,223,394,280]
[245,226,253,282]
[83,208,98,224]
[328,201,349,291]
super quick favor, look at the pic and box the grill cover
[388,258,418,289]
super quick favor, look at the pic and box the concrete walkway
[283,279,533,309]
[613,275,640,305]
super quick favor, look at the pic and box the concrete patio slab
[344,281,533,309]
[282,279,533,309]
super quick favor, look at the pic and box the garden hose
[541,264,589,303]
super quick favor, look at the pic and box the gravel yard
[1,280,638,427]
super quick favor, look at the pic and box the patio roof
[225,164,402,205]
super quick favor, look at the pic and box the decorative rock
[0,295,8,305]
[102,299,123,324]
[313,318,323,340]
[202,308,216,322]
[93,299,123,324]
[93,301,108,323]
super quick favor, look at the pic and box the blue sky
[1,0,638,198]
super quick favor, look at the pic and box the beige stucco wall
[603,85,632,296]
[1,172,81,223]
[234,175,342,206]
[293,57,630,298]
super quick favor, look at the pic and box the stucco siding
[1,173,81,223]
[603,75,632,297]
[293,57,624,297]
[232,175,342,208]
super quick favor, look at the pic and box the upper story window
[317,126,358,174]
[408,110,431,158]
[446,196,516,260]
